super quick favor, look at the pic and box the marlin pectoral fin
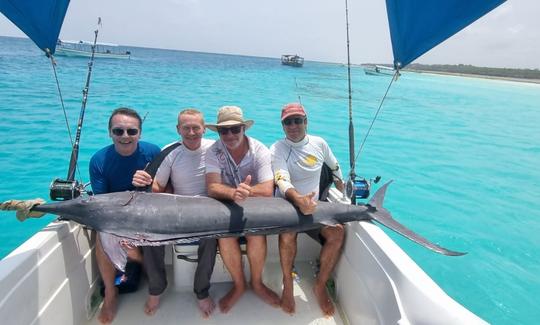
[99,232,129,272]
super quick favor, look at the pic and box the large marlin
[23,182,464,269]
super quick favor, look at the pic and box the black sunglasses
[282,117,306,126]
[217,125,243,135]
[111,128,139,136]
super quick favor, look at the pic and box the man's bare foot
[219,285,245,313]
[98,288,118,324]
[280,284,295,314]
[144,295,160,316]
[313,284,335,317]
[252,282,281,308]
[197,296,216,319]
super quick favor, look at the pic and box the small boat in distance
[281,54,304,67]
[55,40,131,59]
[363,64,397,76]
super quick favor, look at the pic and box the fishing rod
[344,0,355,180]
[50,18,102,201]
[343,0,379,204]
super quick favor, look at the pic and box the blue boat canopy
[385,0,506,69]
[0,0,70,54]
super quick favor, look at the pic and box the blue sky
[1,0,538,69]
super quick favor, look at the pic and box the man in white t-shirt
[205,106,280,313]
[132,109,217,319]
[270,103,345,317]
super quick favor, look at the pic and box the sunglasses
[282,117,306,126]
[217,125,243,135]
[111,128,139,136]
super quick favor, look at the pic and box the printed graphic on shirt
[212,146,241,187]
[303,154,318,167]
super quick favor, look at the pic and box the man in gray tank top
[132,109,217,318]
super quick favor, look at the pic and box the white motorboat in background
[56,40,131,59]
[363,64,396,76]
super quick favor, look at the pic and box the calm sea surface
[0,36,538,324]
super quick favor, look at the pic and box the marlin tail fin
[368,181,466,256]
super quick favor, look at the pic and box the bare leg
[313,225,344,317]
[278,232,298,314]
[125,245,143,264]
[218,237,246,313]
[247,235,280,307]
[96,235,119,324]
[96,235,142,323]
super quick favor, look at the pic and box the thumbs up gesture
[232,175,252,202]
[297,191,317,215]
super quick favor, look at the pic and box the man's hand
[132,170,153,188]
[232,175,252,202]
[296,191,317,215]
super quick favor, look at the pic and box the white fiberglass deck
[87,262,344,325]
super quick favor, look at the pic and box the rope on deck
[0,199,47,221]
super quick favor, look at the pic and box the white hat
[206,106,254,131]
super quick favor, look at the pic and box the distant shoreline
[405,69,540,85]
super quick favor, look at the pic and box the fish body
[33,191,361,242]
[32,182,463,257]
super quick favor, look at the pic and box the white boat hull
[55,47,130,59]
[363,65,395,76]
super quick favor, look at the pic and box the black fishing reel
[346,175,381,202]
[49,178,87,201]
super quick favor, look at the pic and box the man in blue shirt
[89,107,160,324]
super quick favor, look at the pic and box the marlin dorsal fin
[368,180,393,209]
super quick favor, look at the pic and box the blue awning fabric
[0,0,70,54]
[385,0,506,69]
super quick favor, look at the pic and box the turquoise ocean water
[0,36,538,324]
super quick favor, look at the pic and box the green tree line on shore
[406,63,540,80]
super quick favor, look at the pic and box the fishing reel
[345,175,381,202]
[49,178,87,201]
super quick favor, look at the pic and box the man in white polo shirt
[270,103,345,317]
[205,105,280,313]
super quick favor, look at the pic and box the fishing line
[353,70,399,165]
[46,48,82,182]
[142,111,149,124]
[294,77,302,104]
[47,53,74,148]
